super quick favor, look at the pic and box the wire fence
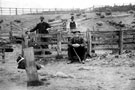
[0,7,85,15]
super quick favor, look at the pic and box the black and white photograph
[1,0,135,90]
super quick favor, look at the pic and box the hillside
[0,11,135,90]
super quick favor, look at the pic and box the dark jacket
[70,21,76,29]
[30,22,51,34]
[68,36,86,61]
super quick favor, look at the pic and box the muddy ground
[0,44,135,90]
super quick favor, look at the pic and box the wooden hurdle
[88,29,135,55]
[0,47,5,63]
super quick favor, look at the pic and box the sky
[0,0,135,9]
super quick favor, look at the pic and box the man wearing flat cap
[68,30,86,64]
[30,16,51,54]
[30,16,51,34]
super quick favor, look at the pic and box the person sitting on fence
[29,16,51,54]
[67,30,86,64]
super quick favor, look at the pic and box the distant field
[0,12,134,34]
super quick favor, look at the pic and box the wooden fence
[1,15,135,59]
[88,29,135,55]
[29,31,85,58]
[0,17,68,63]
[31,28,135,58]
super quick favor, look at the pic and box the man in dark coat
[68,30,86,64]
[30,16,51,54]
[30,16,51,34]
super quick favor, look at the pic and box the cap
[71,16,74,20]
[40,16,44,20]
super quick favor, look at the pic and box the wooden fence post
[2,48,5,63]
[119,29,123,55]
[9,8,11,15]
[30,8,32,14]
[9,22,13,42]
[86,29,92,56]
[57,32,62,54]
[22,33,30,56]
[15,8,18,15]
[0,7,2,15]
[23,47,41,86]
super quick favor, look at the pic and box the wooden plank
[0,35,9,37]
[123,30,135,35]
[93,44,118,49]
[34,49,54,52]
[36,34,53,38]
[92,38,119,42]
[62,32,85,38]
[37,42,55,45]
[49,20,62,25]
[92,47,119,50]
[57,32,62,54]
[51,23,63,27]
[119,30,123,55]
[87,31,92,55]
[34,54,56,58]
[92,33,119,37]
[91,41,118,45]
[123,47,135,50]
[92,34,119,38]
[123,38,135,42]
[123,35,135,39]
[123,42,135,44]
[123,32,135,35]
[0,46,12,49]
[123,44,135,49]
[23,47,39,85]
[62,35,74,38]
[91,31,119,34]
[93,44,118,47]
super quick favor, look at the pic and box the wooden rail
[89,29,135,54]
[23,28,135,58]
